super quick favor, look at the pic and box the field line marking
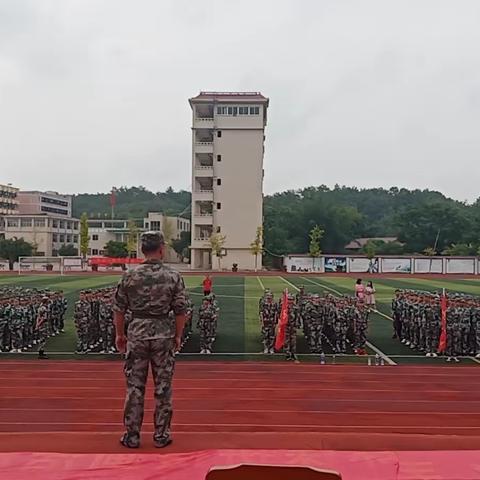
[300,277,396,366]
[278,276,301,292]
[257,276,266,290]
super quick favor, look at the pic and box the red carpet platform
[1,450,480,480]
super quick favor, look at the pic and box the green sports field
[1,273,480,365]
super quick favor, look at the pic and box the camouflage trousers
[284,323,297,356]
[11,324,23,350]
[0,320,8,351]
[199,320,216,351]
[261,322,276,350]
[36,323,48,351]
[308,323,323,353]
[354,325,367,349]
[123,338,175,444]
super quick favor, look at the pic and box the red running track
[1,360,480,454]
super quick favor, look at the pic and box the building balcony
[193,213,213,225]
[193,117,214,129]
[194,142,214,154]
[193,189,214,201]
[194,165,214,177]
[192,237,211,247]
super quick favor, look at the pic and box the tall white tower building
[189,92,269,270]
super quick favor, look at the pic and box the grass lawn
[1,273,479,365]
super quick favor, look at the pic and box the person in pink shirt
[355,279,365,301]
[365,281,376,309]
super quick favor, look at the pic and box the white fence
[284,255,480,274]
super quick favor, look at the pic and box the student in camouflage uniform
[284,294,300,361]
[260,293,277,354]
[74,292,91,353]
[304,294,324,353]
[36,297,50,359]
[197,296,218,354]
[113,231,187,449]
[353,301,369,355]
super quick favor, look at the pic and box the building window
[239,106,249,115]
[66,235,72,243]
[41,206,68,215]
[60,221,66,229]
[34,218,45,227]
[7,219,18,227]
[216,226,221,233]
[145,222,149,229]
[21,218,32,228]
[99,250,104,255]
[87,248,92,255]
[151,221,161,231]
[217,154,222,162]
[73,222,79,230]
[73,235,78,243]
[52,233,58,242]
[249,106,260,115]
[67,221,72,230]
[92,249,99,255]
[52,220,58,228]
[59,234,65,243]
[216,203,221,210]
[217,179,221,186]
[217,131,222,138]
[92,234,99,241]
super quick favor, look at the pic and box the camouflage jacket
[113,259,186,340]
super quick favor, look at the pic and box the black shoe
[153,437,172,449]
[120,433,140,449]
[38,350,49,360]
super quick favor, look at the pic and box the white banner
[284,256,323,273]
[446,258,475,274]
[414,258,443,274]
[381,258,412,273]
[349,257,379,273]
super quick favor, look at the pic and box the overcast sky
[1,0,480,202]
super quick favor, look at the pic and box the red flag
[438,290,448,353]
[275,289,289,351]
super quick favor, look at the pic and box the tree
[249,226,264,272]
[442,243,476,256]
[104,241,128,258]
[127,218,139,258]
[162,217,174,246]
[58,244,78,256]
[171,231,191,262]
[80,213,89,259]
[308,225,324,270]
[0,238,34,270]
[208,233,227,270]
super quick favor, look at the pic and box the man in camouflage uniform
[74,292,91,353]
[260,293,277,354]
[113,231,186,449]
[304,294,324,353]
[284,294,300,361]
[197,296,218,354]
[36,297,50,359]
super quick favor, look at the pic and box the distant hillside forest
[73,186,480,257]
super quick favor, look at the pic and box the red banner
[275,289,289,351]
[438,291,448,353]
[89,257,142,266]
